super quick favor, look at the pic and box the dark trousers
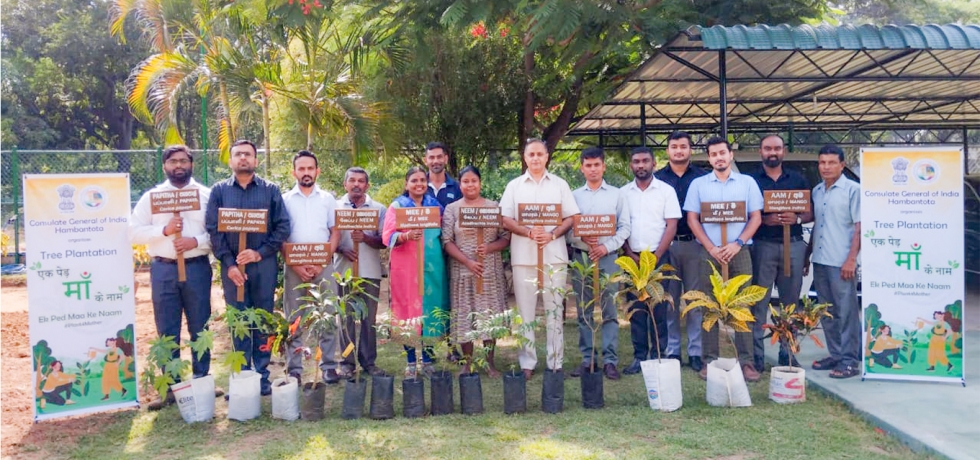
[872,348,900,367]
[151,256,213,378]
[222,257,277,386]
[571,250,619,366]
[627,293,668,361]
[700,247,754,364]
[43,383,73,405]
[751,239,806,369]
[340,278,381,370]
[813,263,861,368]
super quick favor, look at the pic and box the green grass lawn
[24,323,929,460]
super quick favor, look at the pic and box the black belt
[153,255,208,264]
[674,234,696,242]
[756,235,804,243]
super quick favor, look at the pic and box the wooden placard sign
[764,190,811,277]
[336,209,380,230]
[518,203,563,289]
[150,189,201,214]
[283,243,332,266]
[394,207,441,296]
[700,201,747,281]
[573,214,617,237]
[149,189,201,282]
[459,206,501,228]
[459,206,502,294]
[764,190,811,213]
[335,209,380,277]
[217,208,268,301]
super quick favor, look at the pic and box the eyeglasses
[165,158,191,166]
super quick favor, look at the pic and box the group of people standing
[130,132,864,410]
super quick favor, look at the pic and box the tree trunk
[542,76,585,153]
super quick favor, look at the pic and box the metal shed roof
[567,23,980,138]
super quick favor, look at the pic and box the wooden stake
[237,232,246,302]
[537,244,544,289]
[783,224,792,277]
[721,225,729,281]
[353,243,360,278]
[175,212,186,282]
[476,228,485,294]
[592,258,600,298]
[417,233,425,297]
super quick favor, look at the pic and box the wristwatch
[736,238,745,247]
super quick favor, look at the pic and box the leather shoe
[148,390,175,411]
[603,363,620,380]
[261,384,272,396]
[622,359,642,375]
[667,354,682,361]
[214,386,225,398]
[570,362,590,378]
[698,366,708,381]
[522,369,533,380]
[742,364,762,382]
[289,373,303,386]
[689,356,703,372]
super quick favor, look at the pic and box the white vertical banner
[24,173,140,420]
[860,147,965,384]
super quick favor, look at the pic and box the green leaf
[189,330,215,360]
[223,351,247,374]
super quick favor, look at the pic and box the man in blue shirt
[684,137,764,382]
[206,140,291,395]
[805,144,861,379]
[748,135,813,371]
[424,142,462,207]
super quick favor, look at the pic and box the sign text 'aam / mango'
[700,201,747,224]
[217,208,268,233]
[763,190,811,213]
[573,214,617,237]
[150,189,201,214]
[459,206,502,228]
[282,243,332,266]
[393,207,441,229]
[336,209,380,231]
[517,203,563,226]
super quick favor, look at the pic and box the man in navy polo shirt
[424,142,462,207]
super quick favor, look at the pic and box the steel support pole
[964,126,970,174]
[788,123,794,153]
[640,104,648,147]
[12,147,20,264]
[718,50,728,139]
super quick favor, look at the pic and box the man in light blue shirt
[282,150,341,385]
[567,147,631,381]
[684,137,764,382]
[806,144,862,379]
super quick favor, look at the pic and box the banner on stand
[24,173,139,420]
[860,147,965,384]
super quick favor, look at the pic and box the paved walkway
[764,287,979,460]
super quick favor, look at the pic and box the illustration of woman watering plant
[89,337,128,400]
[917,311,954,372]
[869,325,902,369]
[39,360,76,409]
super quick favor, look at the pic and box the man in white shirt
[282,151,340,384]
[501,139,581,379]
[130,145,218,409]
[334,167,387,377]
[621,146,682,375]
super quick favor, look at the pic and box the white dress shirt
[499,171,581,266]
[622,178,682,252]
[130,178,212,259]
[282,184,336,243]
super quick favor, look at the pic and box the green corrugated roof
[698,23,980,50]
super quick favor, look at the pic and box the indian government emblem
[56,184,76,213]
[890,157,909,186]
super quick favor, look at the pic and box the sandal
[812,357,839,370]
[829,364,860,379]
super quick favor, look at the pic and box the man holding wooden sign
[206,140,291,395]
[684,137,763,382]
[131,145,219,409]
[500,139,580,379]
[334,167,386,378]
[566,148,630,381]
[748,135,814,371]
[281,150,341,385]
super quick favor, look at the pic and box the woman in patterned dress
[442,166,510,377]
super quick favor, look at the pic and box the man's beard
[234,164,255,175]
[764,156,781,168]
[633,169,651,180]
[429,164,444,174]
[167,168,192,184]
[713,163,729,172]
[299,175,315,187]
